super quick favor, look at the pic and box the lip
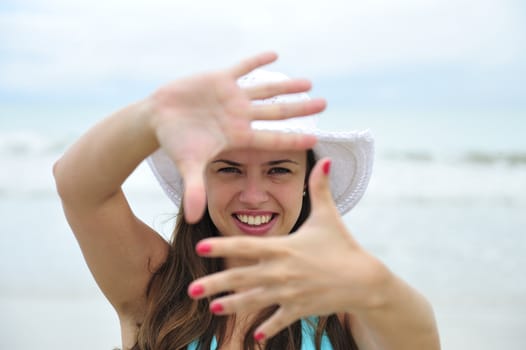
[232,210,278,236]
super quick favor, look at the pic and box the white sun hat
[147,69,374,215]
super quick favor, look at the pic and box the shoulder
[342,313,381,350]
[118,307,145,350]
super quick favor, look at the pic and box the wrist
[146,84,185,134]
[136,94,161,141]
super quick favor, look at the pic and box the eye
[268,167,291,175]
[218,167,241,174]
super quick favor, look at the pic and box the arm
[53,101,170,316]
[345,266,440,350]
[187,158,440,349]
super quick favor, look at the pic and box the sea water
[0,108,525,349]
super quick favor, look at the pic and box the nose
[238,175,269,206]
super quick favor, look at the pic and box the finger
[208,287,277,315]
[228,52,278,78]
[308,158,361,246]
[242,130,317,151]
[254,307,300,342]
[178,160,207,223]
[188,264,266,299]
[249,98,327,121]
[308,158,335,214]
[244,79,312,100]
[195,236,280,259]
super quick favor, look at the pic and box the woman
[54,52,440,350]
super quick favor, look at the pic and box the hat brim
[313,129,374,214]
[147,129,374,216]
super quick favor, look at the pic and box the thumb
[308,157,335,214]
[178,160,207,223]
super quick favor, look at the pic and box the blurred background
[1,0,525,349]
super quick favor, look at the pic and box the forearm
[353,267,440,350]
[54,99,159,207]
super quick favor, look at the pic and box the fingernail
[254,332,265,342]
[196,242,212,255]
[323,160,331,175]
[210,302,224,314]
[188,284,204,297]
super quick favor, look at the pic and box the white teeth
[236,214,272,226]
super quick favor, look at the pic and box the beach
[1,109,525,349]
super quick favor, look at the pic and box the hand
[187,158,390,341]
[147,52,326,223]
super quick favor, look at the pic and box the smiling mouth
[234,214,274,226]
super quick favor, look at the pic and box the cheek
[205,183,233,222]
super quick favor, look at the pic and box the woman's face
[205,148,307,238]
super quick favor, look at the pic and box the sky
[0,0,525,120]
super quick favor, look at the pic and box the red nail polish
[323,160,331,175]
[188,284,204,297]
[210,303,224,314]
[254,332,265,342]
[196,242,212,255]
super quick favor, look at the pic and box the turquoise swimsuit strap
[301,317,334,350]
[187,318,333,350]
[187,337,217,350]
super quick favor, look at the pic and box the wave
[0,131,73,156]
[2,130,526,165]
[382,150,526,166]
[1,130,525,203]
[383,151,435,162]
[461,151,526,166]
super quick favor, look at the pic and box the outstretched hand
[148,52,326,223]
[187,158,389,341]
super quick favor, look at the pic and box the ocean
[0,107,525,349]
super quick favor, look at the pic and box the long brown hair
[132,150,358,349]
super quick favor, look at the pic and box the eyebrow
[211,159,299,166]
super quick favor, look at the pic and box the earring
[303,191,306,197]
